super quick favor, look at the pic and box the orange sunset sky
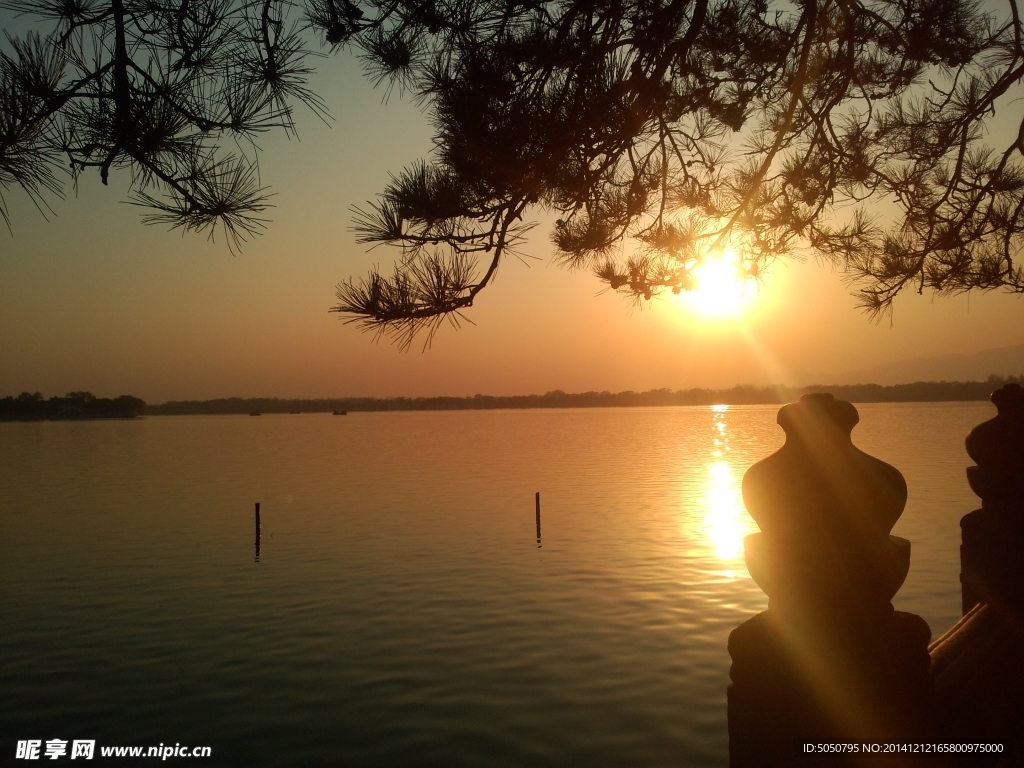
[2,47,1023,404]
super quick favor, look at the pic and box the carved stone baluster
[928,383,1024,754]
[961,383,1024,616]
[728,394,933,766]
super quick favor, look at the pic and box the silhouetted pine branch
[0,0,325,245]
[316,0,1024,343]
[7,0,1024,344]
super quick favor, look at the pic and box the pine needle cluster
[320,0,1024,342]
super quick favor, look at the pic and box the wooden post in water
[727,394,933,766]
[255,502,261,563]
[535,492,542,547]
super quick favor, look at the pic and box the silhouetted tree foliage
[6,0,1024,344]
[0,0,325,245]
[0,391,145,419]
[321,0,1024,345]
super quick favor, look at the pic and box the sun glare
[682,249,756,319]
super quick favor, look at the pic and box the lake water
[0,403,992,766]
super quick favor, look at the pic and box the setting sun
[682,249,756,319]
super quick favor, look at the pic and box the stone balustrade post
[960,383,1024,617]
[926,383,1024,755]
[728,394,933,766]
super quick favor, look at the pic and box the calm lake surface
[0,403,992,766]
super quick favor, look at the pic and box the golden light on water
[702,460,749,561]
[698,406,758,565]
[681,248,757,319]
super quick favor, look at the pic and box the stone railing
[728,384,1024,766]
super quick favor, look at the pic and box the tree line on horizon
[0,391,146,420]
[5,376,1020,420]
[142,375,1023,415]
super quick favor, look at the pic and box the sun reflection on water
[702,460,748,561]
[699,406,758,567]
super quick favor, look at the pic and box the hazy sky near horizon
[2,28,1024,403]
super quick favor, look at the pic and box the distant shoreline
[143,376,1022,416]
[4,377,1019,421]
[0,393,145,422]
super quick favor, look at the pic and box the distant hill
[839,344,1024,385]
